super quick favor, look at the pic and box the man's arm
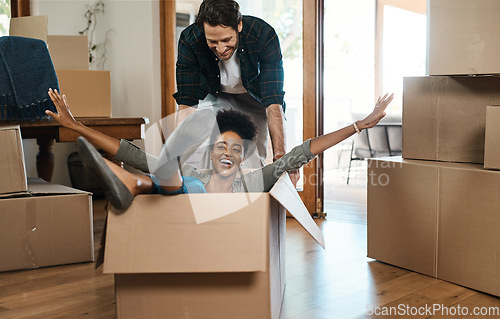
[256,23,286,160]
[176,104,197,126]
[266,103,286,161]
[173,27,203,110]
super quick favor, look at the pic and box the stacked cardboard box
[0,126,28,194]
[368,0,500,297]
[101,174,325,318]
[0,126,94,272]
[9,16,112,117]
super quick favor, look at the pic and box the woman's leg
[103,158,184,194]
[102,158,153,196]
[78,137,184,211]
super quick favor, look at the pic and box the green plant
[78,1,105,65]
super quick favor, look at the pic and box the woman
[47,88,393,210]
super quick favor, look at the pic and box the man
[174,0,286,167]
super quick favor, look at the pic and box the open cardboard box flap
[101,173,324,274]
[27,178,91,195]
[268,173,325,248]
[0,178,90,199]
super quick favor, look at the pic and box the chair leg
[347,140,355,184]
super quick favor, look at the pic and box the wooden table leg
[36,138,55,182]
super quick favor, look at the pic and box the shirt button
[217,74,220,77]
[216,91,219,94]
[241,49,244,52]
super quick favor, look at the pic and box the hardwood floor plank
[282,271,440,319]
[1,274,113,309]
[365,261,413,285]
[0,263,91,288]
[354,281,478,319]
[0,265,99,299]
[427,292,500,319]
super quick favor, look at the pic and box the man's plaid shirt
[173,15,285,108]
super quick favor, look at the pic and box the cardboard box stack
[9,16,112,118]
[0,126,94,272]
[101,174,325,318]
[368,0,500,297]
[0,126,28,194]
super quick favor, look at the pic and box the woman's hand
[357,93,394,130]
[46,88,79,130]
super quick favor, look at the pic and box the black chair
[347,124,402,184]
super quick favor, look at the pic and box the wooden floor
[1,192,500,319]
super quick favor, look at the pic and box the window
[377,1,427,117]
[239,0,304,153]
[322,0,426,187]
[239,0,304,187]
[0,0,10,36]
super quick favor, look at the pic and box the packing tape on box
[22,199,39,269]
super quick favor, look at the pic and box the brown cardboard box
[0,179,94,272]
[47,35,89,70]
[0,126,27,194]
[9,15,48,43]
[56,70,111,117]
[428,0,500,75]
[368,157,500,297]
[367,157,438,277]
[402,76,500,164]
[102,174,324,319]
[437,166,500,297]
[484,105,500,170]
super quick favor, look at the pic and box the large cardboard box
[9,15,48,43]
[367,158,437,277]
[437,166,500,297]
[0,179,94,272]
[0,126,27,194]
[47,35,89,70]
[56,70,111,117]
[484,105,500,170]
[402,76,500,164]
[368,157,500,297]
[102,174,324,319]
[428,0,500,75]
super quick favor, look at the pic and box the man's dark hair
[210,109,258,157]
[195,0,242,31]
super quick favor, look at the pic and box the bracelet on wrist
[353,121,361,134]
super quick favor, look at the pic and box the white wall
[26,0,161,186]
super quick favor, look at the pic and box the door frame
[300,0,322,215]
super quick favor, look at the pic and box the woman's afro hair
[210,109,258,153]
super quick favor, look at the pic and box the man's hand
[288,169,300,188]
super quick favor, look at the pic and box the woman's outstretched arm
[46,88,121,156]
[309,93,394,155]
